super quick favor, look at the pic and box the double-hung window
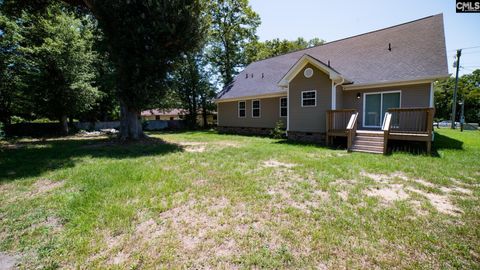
[238,101,246,118]
[301,90,317,107]
[252,100,260,118]
[280,97,288,117]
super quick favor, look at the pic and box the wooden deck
[327,108,435,154]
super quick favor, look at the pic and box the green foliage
[0,122,4,139]
[91,0,206,110]
[246,37,325,64]
[170,52,215,128]
[270,120,286,139]
[0,14,28,124]
[206,0,260,87]
[78,28,120,122]
[20,5,99,123]
[435,69,480,123]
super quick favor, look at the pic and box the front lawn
[0,129,479,269]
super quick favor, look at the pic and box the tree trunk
[60,115,69,135]
[119,99,143,140]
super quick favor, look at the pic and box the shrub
[270,120,286,139]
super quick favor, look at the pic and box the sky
[249,0,480,76]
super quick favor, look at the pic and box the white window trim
[238,100,246,118]
[301,90,317,107]
[362,90,402,128]
[279,97,288,117]
[251,99,261,118]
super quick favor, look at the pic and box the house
[215,14,449,154]
[141,108,217,126]
[141,109,186,121]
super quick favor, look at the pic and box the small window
[155,116,160,120]
[301,90,316,107]
[252,100,260,118]
[280,97,287,117]
[238,101,246,118]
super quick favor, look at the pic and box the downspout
[332,77,345,110]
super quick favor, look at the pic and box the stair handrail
[346,112,358,152]
[382,112,392,154]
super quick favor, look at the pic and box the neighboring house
[215,14,449,154]
[141,109,217,126]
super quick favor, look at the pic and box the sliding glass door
[364,92,400,127]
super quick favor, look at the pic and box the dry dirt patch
[178,140,242,153]
[0,252,19,270]
[29,179,64,197]
[366,184,409,203]
[408,187,463,216]
[361,171,409,184]
[361,171,465,216]
[96,195,311,267]
[262,159,296,169]
[178,142,207,153]
[30,216,63,233]
[98,197,245,267]
[262,160,328,213]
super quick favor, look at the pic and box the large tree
[3,0,206,139]
[21,6,99,134]
[88,1,205,139]
[206,0,260,87]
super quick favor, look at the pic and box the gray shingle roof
[217,14,448,100]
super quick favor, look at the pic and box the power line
[447,45,480,53]
[462,51,480,55]
[462,45,480,51]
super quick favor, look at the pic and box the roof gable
[278,54,349,87]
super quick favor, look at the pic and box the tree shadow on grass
[0,136,183,183]
[386,132,463,157]
[273,132,464,157]
[432,132,464,150]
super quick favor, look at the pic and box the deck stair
[350,131,384,154]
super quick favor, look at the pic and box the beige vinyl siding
[218,97,286,128]
[288,63,332,133]
[342,83,431,129]
[336,85,343,109]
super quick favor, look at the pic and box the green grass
[0,129,479,269]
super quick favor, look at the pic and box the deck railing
[386,107,435,134]
[383,107,435,153]
[346,112,359,151]
[326,109,357,132]
[326,109,357,146]
[382,112,392,154]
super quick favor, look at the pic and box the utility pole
[451,49,462,129]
